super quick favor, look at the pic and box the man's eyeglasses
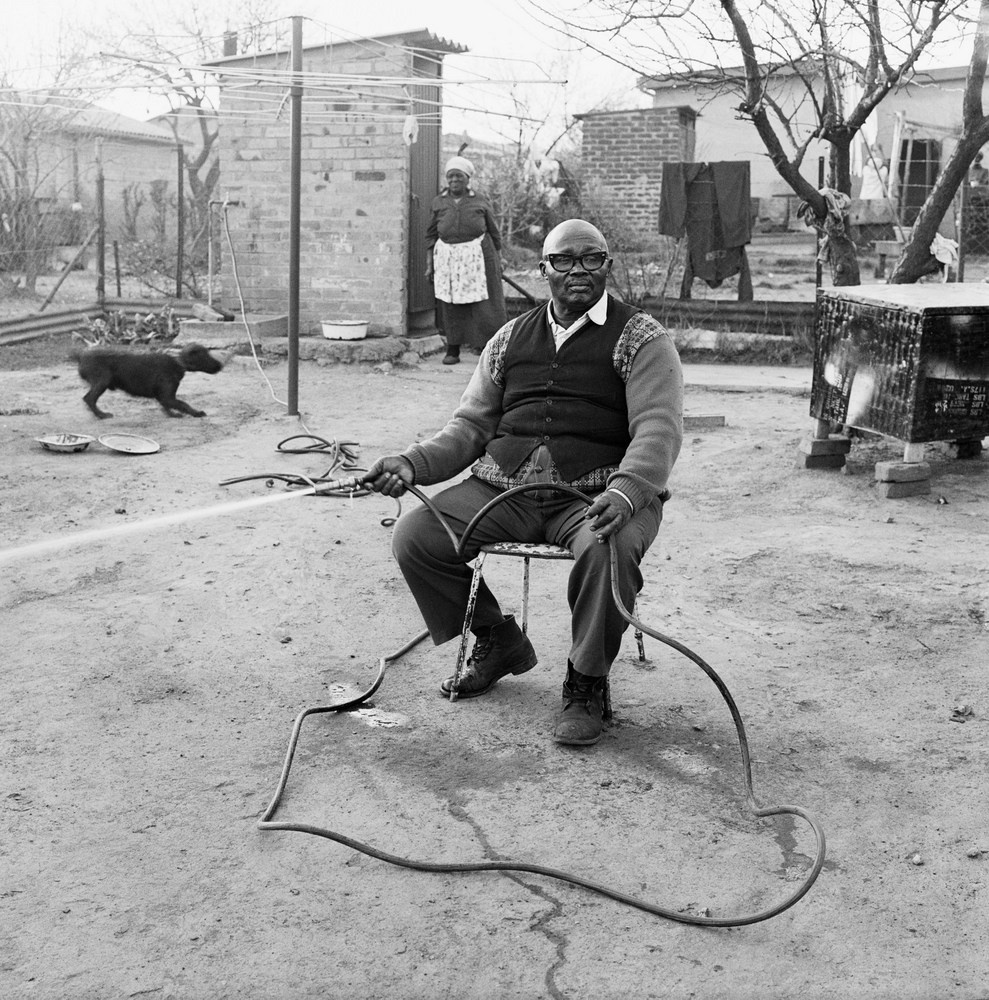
[544,252,610,273]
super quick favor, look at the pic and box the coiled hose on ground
[257,480,827,927]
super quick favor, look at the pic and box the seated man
[366,219,683,746]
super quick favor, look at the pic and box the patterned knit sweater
[402,297,684,512]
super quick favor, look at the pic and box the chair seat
[480,542,574,560]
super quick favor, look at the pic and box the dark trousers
[391,477,664,677]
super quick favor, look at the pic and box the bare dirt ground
[2,345,988,1000]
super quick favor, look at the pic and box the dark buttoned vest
[486,298,640,480]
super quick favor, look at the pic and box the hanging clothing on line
[658,161,753,300]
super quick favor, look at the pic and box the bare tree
[0,78,97,295]
[892,0,989,281]
[93,1,279,273]
[528,0,982,285]
[452,47,635,250]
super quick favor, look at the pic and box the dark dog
[72,343,224,419]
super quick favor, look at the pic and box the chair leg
[450,552,487,701]
[632,599,646,661]
[520,556,531,634]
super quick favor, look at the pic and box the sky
[2,0,981,152]
[0,0,650,151]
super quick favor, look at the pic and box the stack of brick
[798,434,852,470]
[874,458,932,499]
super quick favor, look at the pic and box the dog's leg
[158,394,207,418]
[83,377,115,419]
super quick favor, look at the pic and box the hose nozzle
[312,474,368,496]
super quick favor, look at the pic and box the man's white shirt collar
[547,292,609,349]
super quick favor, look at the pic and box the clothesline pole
[864,141,906,243]
[287,15,303,416]
[958,178,967,282]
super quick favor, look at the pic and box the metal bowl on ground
[36,433,96,453]
[98,434,161,455]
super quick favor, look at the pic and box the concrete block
[877,479,932,499]
[177,314,288,342]
[801,453,847,470]
[799,435,852,457]
[683,414,726,430]
[874,460,931,483]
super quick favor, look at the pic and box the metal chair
[450,541,646,701]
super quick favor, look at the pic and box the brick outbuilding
[574,107,697,237]
[210,29,466,338]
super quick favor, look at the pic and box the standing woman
[425,155,507,364]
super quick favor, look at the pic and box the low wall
[0,300,199,346]
[505,296,816,337]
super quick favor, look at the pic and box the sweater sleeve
[401,322,514,485]
[425,197,442,251]
[606,318,684,510]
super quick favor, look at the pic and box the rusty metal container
[811,284,989,442]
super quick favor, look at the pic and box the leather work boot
[440,614,537,698]
[552,663,612,746]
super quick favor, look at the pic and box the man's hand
[584,490,632,542]
[365,456,415,497]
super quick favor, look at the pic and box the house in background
[1,101,180,266]
[638,63,989,236]
[638,64,829,230]
[861,66,989,233]
[149,105,221,202]
[209,28,465,338]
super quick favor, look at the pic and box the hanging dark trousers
[658,161,754,302]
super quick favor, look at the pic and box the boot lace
[563,675,604,711]
[468,632,493,665]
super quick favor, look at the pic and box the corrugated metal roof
[639,62,972,92]
[206,27,468,66]
[60,106,179,145]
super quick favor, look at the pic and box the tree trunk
[891,136,989,283]
[826,226,861,285]
[824,134,861,286]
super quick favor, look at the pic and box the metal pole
[96,140,105,311]
[207,202,215,307]
[957,178,967,283]
[287,15,303,416]
[113,239,121,297]
[38,226,98,312]
[176,142,184,299]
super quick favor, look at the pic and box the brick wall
[217,43,415,336]
[577,107,696,238]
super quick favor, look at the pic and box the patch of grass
[717,334,812,365]
[768,256,810,268]
[673,326,814,366]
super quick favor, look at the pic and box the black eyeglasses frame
[543,252,610,273]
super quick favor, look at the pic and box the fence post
[96,140,105,311]
[176,142,184,299]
